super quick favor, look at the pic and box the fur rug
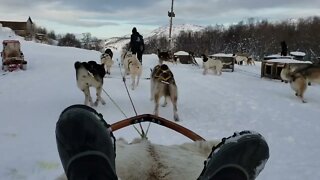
[56,138,219,180]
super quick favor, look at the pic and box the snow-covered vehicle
[1,40,27,71]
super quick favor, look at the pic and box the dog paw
[174,114,180,122]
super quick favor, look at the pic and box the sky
[1,0,320,39]
[1,25,320,180]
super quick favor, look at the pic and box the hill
[103,24,205,50]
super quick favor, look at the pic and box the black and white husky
[74,61,106,106]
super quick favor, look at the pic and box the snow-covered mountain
[103,24,205,50]
[146,24,205,39]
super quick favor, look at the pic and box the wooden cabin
[0,17,35,40]
[209,53,235,72]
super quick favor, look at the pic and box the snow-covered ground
[1,27,320,180]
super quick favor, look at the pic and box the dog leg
[131,74,136,90]
[172,98,179,122]
[154,94,160,116]
[290,77,307,103]
[162,97,168,107]
[95,86,106,106]
[150,79,154,101]
[203,69,207,75]
[136,74,141,87]
[170,87,179,121]
[82,87,93,106]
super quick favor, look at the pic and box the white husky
[123,51,142,90]
[56,138,219,180]
[100,53,114,75]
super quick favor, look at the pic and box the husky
[233,54,248,65]
[55,138,219,180]
[74,61,106,106]
[123,51,142,90]
[157,49,175,65]
[246,56,256,65]
[100,52,114,75]
[281,64,320,103]
[201,55,227,75]
[150,64,179,121]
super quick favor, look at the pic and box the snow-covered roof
[265,54,292,58]
[210,53,234,57]
[174,51,189,56]
[265,58,312,64]
[290,51,306,57]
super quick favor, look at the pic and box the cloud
[0,0,319,38]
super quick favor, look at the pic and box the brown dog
[282,64,320,103]
[157,49,176,65]
[150,64,179,121]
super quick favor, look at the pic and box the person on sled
[56,104,269,180]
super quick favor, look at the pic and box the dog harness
[153,65,173,83]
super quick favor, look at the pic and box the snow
[210,53,234,57]
[174,51,189,56]
[265,58,312,64]
[290,51,306,57]
[1,28,320,180]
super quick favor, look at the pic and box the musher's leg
[56,104,118,180]
[197,131,269,180]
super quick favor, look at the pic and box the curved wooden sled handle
[110,114,206,142]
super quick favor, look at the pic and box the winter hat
[132,27,137,33]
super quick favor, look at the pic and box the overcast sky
[1,0,320,39]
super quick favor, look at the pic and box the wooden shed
[209,53,235,72]
[261,55,311,80]
[0,17,35,40]
[174,51,196,64]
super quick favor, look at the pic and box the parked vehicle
[1,40,27,71]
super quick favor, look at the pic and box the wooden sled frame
[111,114,206,142]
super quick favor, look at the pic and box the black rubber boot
[56,104,118,180]
[197,130,269,180]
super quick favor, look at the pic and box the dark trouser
[132,50,143,63]
[56,105,118,180]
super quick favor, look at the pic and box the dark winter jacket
[130,28,144,53]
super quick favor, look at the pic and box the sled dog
[74,61,106,106]
[150,64,179,121]
[233,54,248,65]
[201,55,225,75]
[56,139,219,180]
[123,51,142,90]
[246,56,256,65]
[100,52,114,75]
[281,64,320,103]
[157,49,176,65]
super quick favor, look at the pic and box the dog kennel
[174,51,197,64]
[261,55,311,80]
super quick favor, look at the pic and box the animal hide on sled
[56,138,219,180]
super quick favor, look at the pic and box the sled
[110,113,205,141]
[1,40,27,71]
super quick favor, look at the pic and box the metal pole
[168,0,174,49]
